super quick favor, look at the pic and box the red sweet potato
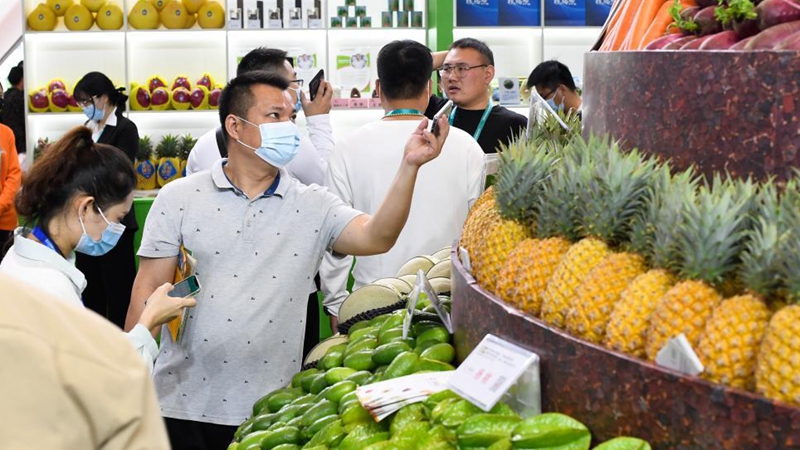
[746,20,800,47]
[730,34,757,46]
[664,35,700,47]
[774,29,800,47]
[756,0,800,29]
[699,30,742,47]
[645,33,688,48]
[694,6,724,34]
[681,33,716,47]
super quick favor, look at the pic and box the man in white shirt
[187,47,334,186]
[321,40,486,326]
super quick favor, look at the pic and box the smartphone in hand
[169,275,202,298]
[431,100,454,138]
[308,69,325,101]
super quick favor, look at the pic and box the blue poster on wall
[456,0,499,26]
[499,0,541,26]
[586,0,612,25]
[544,0,586,26]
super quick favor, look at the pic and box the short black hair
[74,71,129,112]
[377,40,433,101]
[8,61,23,86]
[450,38,494,66]
[526,60,576,91]
[237,48,290,76]
[219,71,290,136]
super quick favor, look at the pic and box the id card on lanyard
[449,100,493,142]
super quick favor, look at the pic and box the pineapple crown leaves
[156,134,180,158]
[535,159,583,241]
[676,174,755,287]
[179,134,197,160]
[137,136,153,161]
[494,136,561,226]
[648,167,701,271]
[573,136,658,247]
[739,179,787,298]
[627,164,671,258]
[527,109,582,149]
[776,179,800,302]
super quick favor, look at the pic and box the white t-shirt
[320,119,486,315]
[0,229,159,370]
[186,114,334,186]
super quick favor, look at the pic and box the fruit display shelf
[582,51,800,182]
[449,246,800,450]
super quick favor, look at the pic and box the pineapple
[756,180,800,405]
[179,133,197,177]
[539,137,610,328]
[135,136,157,190]
[604,167,697,357]
[493,137,569,310]
[564,143,658,343]
[156,134,181,187]
[645,175,756,360]
[697,181,782,391]
[461,188,496,253]
[471,211,530,294]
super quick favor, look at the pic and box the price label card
[448,334,537,411]
[402,284,420,340]
[656,334,704,376]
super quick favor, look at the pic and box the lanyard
[32,226,61,256]
[384,108,424,117]
[449,100,493,142]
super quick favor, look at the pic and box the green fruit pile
[228,256,652,450]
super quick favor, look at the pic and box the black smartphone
[431,100,454,138]
[169,275,202,298]
[308,69,325,101]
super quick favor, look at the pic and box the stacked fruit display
[462,113,800,408]
[28,78,83,113]
[130,74,222,111]
[127,0,225,29]
[28,0,125,31]
[230,254,652,450]
[136,136,158,190]
[599,0,800,50]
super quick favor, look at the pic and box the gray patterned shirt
[138,159,362,425]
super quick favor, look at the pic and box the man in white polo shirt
[125,71,450,450]
[320,40,485,325]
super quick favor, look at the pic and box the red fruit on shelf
[49,89,70,112]
[67,92,81,112]
[132,84,152,110]
[189,86,208,109]
[148,76,167,94]
[171,87,192,110]
[196,73,215,90]
[47,79,67,93]
[151,87,171,110]
[208,87,222,109]
[172,75,192,91]
[29,88,50,113]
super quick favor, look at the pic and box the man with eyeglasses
[526,60,582,118]
[426,38,527,154]
[186,47,334,185]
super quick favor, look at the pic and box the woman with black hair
[0,62,25,156]
[73,71,141,328]
[0,126,195,370]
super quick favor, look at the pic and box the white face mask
[236,118,300,168]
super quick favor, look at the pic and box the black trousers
[303,274,322,359]
[75,227,137,329]
[0,229,12,259]
[165,417,237,450]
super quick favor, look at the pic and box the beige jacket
[0,273,170,450]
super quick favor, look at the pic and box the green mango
[438,399,483,428]
[419,343,455,364]
[325,380,358,404]
[424,390,460,410]
[339,422,389,450]
[345,370,373,386]
[430,397,460,423]
[390,421,431,448]
[372,341,412,366]
[488,438,513,450]
[382,351,419,380]
[325,367,358,385]
[299,369,323,393]
[301,400,338,428]
[344,349,378,371]
[389,403,428,436]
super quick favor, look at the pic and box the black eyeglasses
[437,64,489,78]
[290,79,304,87]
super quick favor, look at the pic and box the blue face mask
[82,102,105,122]
[236,118,300,168]
[75,205,126,256]
[545,88,564,113]
[291,88,302,112]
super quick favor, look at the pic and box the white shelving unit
[20,0,426,154]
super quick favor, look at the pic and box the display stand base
[450,246,800,449]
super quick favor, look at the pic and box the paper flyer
[355,371,454,421]
[286,48,319,89]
